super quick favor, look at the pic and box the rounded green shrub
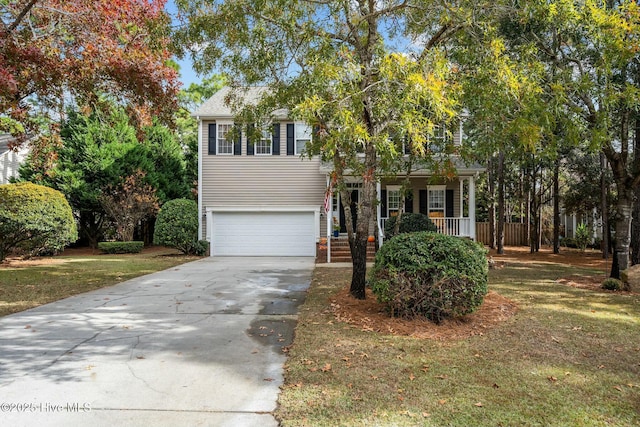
[370,232,488,323]
[384,212,437,240]
[601,278,623,291]
[153,199,201,255]
[0,182,78,261]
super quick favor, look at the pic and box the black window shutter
[404,191,413,213]
[446,189,455,218]
[208,123,216,155]
[419,190,428,215]
[234,128,242,156]
[272,123,280,155]
[247,124,254,156]
[286,123,294,155]
[403,134,410,155]
[381,189,387,218]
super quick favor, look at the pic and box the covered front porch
[324,172,479,252]
[377,175,477,244]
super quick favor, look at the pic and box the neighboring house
[194,87,484,260]
[0,134,30,185]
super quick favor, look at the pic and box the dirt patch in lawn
[326,246,621,340]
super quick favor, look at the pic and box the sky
[165,0,200,89]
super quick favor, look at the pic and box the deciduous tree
[0,0,178,143]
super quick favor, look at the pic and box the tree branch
[6,0,39,34]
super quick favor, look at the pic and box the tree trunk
[601,152,609,260]
[612,186,633,283]
[349,140,376,300]
[497,151,505,254]
[631,114,640,265]
[553,156,560,254]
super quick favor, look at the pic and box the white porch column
[377,181,383,245]
[469,176,476,240]
[459,179,464,218]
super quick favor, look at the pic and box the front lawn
[0,246,200,316]
[277,250,640,426]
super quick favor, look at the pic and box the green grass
[276,261,640,426]
[0,247,201,316]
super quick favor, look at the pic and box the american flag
[323,187,331,214]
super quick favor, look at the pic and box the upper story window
[255,127,272,155]
[217,123,234,155]
[295,123,312,155]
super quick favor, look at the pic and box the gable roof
[193,86,288,120]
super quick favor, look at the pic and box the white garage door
[210,211,316,256]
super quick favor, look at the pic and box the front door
[339,190,359,233]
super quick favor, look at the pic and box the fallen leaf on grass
[614,386,623,392]
[438,399,447,405]
[547,376,557,382]
[321,363,332,372]
[409,374,416,381]
[435,374,448,380]
[422,412,431,417]
[474,402,483,407]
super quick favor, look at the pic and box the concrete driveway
[0,256,314,427]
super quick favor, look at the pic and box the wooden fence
[476,222,528,246]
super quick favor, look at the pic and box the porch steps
[329,238,376,263]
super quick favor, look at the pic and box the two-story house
[194,87,483,261]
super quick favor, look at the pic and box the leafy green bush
[370,232,488,324]
[602,278,623,291]
[193,240,210,256]
[153,199,201,255]
[0,182,78,261]
[97,241,144,254]
[384,212,437,240]
[575,223,591,252]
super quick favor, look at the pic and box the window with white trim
[217,123,234,155]
[427,124,449,152]
[428,186,445,218]
[295,123,312,155]
[255,127,272,155]
[387,186,400,217]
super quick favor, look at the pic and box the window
[255,127,272,155]
[428,186,445,218]
[217,123,234,155]
[295,123,312,154]
[427,124,450,152]
[387,186,400,217]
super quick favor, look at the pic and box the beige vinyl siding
[201,121,327,238]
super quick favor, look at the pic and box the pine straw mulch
[330,288,518,341]
[327,246,621,341]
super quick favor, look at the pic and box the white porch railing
[379,217,472,244]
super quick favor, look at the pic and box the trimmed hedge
[98,241,144,254]
[0,182,77,261]
[384,212,437,240]
[153,199,201,255]
[370,232,488,323]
